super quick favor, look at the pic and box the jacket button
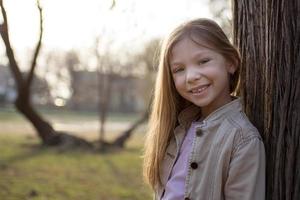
[196,129,203,136]
[190,162,198,169]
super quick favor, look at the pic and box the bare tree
[232,0,300,199]
[112,38,160,147]
[0,0,54,143]
[94,38,115,146]
[209,0,232,37]
[0,0,91,148]
[41,50,75,107]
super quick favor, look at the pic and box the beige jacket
[155,97,265,200]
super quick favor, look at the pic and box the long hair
[143,18,241,190]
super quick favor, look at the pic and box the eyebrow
[191,51,209,59]
[170,61,182,67]
[170,51,209,67]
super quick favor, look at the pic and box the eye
[172,66,185,74]
[198,58,210,65]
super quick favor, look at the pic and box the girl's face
[170,37,236,117]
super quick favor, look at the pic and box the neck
[201,95,233,119]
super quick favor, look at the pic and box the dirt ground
[0,120,146,141]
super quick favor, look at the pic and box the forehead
[169,37,216,61]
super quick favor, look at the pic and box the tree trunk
[97,72,113,144]
[15,87,54,144]
[232,0,300,199]
[0,0,55,144]
[98,73,106,143]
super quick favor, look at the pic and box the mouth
[189,84,210,95]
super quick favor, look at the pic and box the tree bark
[15,87,55,143]
[232,0,300,199]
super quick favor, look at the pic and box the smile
[189,84,210,95]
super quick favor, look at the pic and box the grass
[0,134,152,200]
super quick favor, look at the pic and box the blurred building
[69,70,148,113]
[0,65,52,106]
[0,65,149,112]
[0,65,17,105]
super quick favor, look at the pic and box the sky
[0,0,215,103]
[0,0,213,54]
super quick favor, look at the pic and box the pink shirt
[161,122,196,200]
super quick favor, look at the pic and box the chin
[193,101,210,108]
[187,97,211,107]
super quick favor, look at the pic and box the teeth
[191,85,209,93]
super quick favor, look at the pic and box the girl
[143,18,265,200]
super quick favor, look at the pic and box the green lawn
[0,134,152,200]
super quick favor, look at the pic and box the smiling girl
[143,18,266,200]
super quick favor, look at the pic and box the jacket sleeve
[224,136,266,200]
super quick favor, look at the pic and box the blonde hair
[143,18,241,190]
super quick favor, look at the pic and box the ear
[226,59,238,74]
[226,63,237,74]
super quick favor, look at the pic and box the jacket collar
[177,96,242,128]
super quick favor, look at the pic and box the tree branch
[0,0,24,88]
[26,0,43,88]
[110,0,116,10]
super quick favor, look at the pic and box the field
[0,107,152,200]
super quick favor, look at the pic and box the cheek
[206,65,229,82]
[172,75,185,89]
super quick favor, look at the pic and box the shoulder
[225,111,263,151]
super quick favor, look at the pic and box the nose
[186,67,201,84]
